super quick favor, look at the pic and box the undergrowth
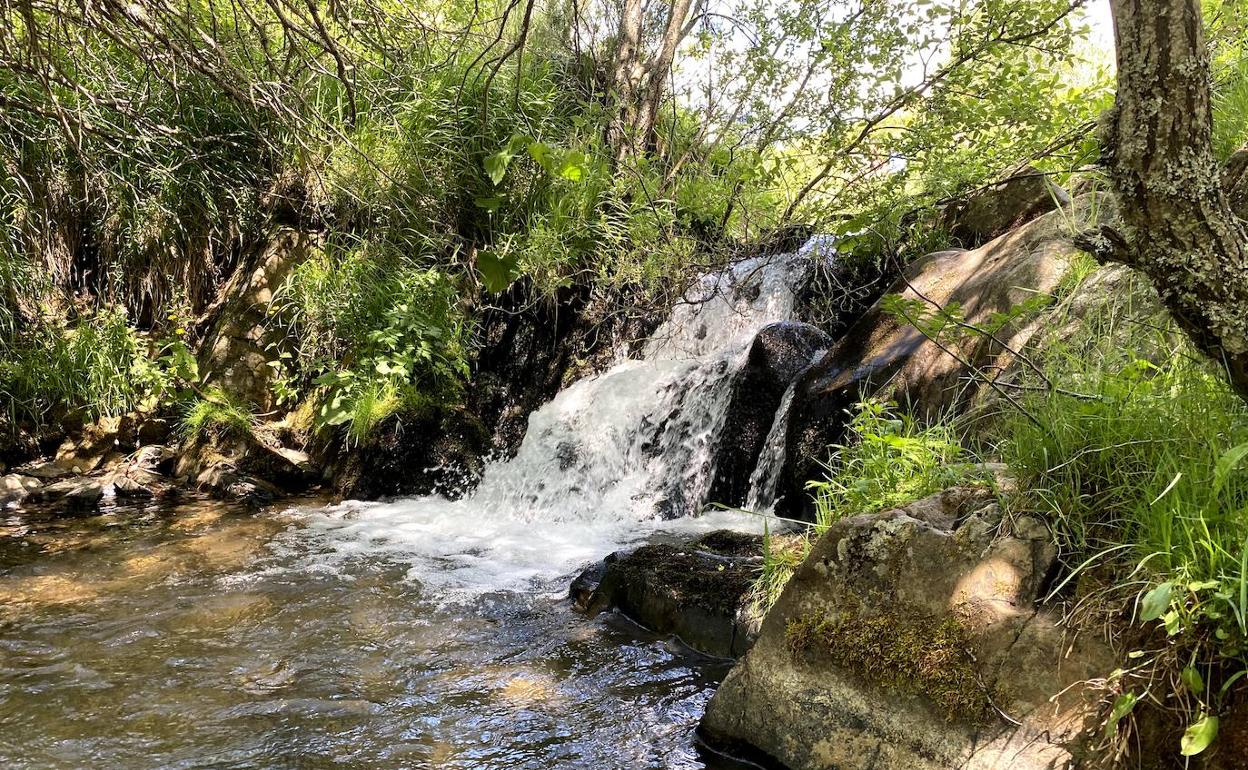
[748,400,980,620]
[998,272,1248,758]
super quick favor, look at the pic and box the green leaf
[483,151,511,186]
[558,150,586,181]
[1181,666,1205,695]
[1214,443,1248,495]
[1180,714,1218,756]
[473,196,503,212]
[1140,582,1173,622]
[526,141,552,170]
[1103,692,1137,740]
[477,249,518,294]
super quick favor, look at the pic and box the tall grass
[0,307,163,433]
[998,272,1248,752]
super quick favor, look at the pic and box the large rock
[940,166,1070,248]
[701,488,1112,769]
[706,322,832,508]
[771,194,1111,518]
[576,530,763,658]
[0,473,41,506]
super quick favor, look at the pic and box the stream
[0,248,822,769]
[0,497,757,769]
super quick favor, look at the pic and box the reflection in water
[0,499,748,770]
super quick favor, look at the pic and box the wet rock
[940,165,1070,248]
[772,194,1111,518]
[131,445,179,475]
[707,322,832,508]
[331,407,490,500]
[0,473,41,505]
[17,461,73,481]
[576,531,763,658]
[110,466,178,499]
[700,489,1112,770]
[193,465,282,505]
[28,477,105,510]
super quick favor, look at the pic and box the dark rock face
[469,280,659,458]
[707,322,831,509]
[330,408,490,500]
[939,165,1070,248]
[574,530,763,658]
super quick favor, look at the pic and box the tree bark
[1104,0,1248,398]
[606,0,698,164]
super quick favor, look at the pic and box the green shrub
[808,400,973,531]
[750,401,980,619]
[997,276,1248,755]
[179,389,254,444]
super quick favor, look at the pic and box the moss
[784,600,998,723]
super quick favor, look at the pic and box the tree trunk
[1104,0,1248,398]
[606,0,697,164]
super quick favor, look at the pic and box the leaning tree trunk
[1104,0,1248,398]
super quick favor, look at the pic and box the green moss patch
[785,600,998,723]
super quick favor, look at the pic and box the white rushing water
[278,251,814,601]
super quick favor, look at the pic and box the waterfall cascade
[283,246,823,599]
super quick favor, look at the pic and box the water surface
[0,498,753,770]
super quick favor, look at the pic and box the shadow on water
[0,497,756,770]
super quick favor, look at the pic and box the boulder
[53,413,141,474]
[27,477,105,511]
[701,488,1112,770]
[707,322,832,508]
[0,473,41,505]
[940,166,1070,248]
[576,530,763,658]
[772,194,1111,518]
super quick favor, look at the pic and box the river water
[0,497,757,770]
[0,249,821,769]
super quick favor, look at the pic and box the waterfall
[743,379,800,513]
[279,251,815,599]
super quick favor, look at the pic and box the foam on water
[278,251,814,600]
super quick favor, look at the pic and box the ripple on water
[0,498,755,770]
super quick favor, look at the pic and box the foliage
[750,401,980,619]
[997,274,1248,756]
[179,389,255,444]
[1209,0,1248,159]
[808,400,974,531]
[0,306,188,433]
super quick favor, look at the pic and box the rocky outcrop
[329,407,490,500]
[940,166,1070,248]
[575,530,763,658]
[701,488,1113,770]
[707,322,831,508]
[771,194,1111,518]
[176,423,319,504]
